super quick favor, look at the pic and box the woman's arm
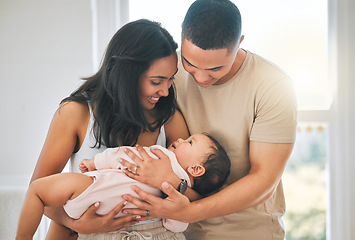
[122,142,294,222]
[31,101,89,182]
[31,101,140,236]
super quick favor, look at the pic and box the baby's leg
[16,172,93,240]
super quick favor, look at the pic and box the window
[128,0,331,111]
[93,0,331,239]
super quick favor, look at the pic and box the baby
[16,133,230,239]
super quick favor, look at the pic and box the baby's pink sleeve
[163,218,188,233]
[94,147,124,170]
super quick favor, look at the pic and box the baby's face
[167,133,213,170]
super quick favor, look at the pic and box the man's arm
[122,141,294,222]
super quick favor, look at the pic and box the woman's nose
[158,82,170,97]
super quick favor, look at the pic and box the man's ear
[187,164,206,177]
[238,35,245,47]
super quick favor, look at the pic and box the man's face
[181,38,238,87]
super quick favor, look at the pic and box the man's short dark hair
[193,133,231,197]
[182,0,242,52]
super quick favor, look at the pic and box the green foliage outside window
[283,124,327,240]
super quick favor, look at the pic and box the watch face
[179,179,188,194]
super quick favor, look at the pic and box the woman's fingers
[124,147,144,165]
[104,200,127,219]
[123,167,140,180]
[74,201,141,234]
[150,148,168,159]
[135,144,155,160]
[120,148,146,175]
[121,146,157,176]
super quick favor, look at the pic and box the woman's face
[139,54,178,110]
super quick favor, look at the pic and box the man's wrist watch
[177,179,188,194]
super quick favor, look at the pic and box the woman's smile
[148,96,160,104]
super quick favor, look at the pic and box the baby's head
[168,133,231,196]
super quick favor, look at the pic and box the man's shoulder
[245,51,289,78]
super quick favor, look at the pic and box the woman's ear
[187,164,206,177]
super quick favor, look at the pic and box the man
[123,0,297,239]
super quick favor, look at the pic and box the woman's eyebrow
[149,68,178,79]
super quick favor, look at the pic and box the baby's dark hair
[192,133,231,197]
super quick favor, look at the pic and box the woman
[30,19,189,239]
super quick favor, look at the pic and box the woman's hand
[70,201,143,234]
[121,145,181,190]
[122,182,192,223]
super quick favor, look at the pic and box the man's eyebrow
[206,66,223,71]
[182,56,197,68]
[183,56,223,71]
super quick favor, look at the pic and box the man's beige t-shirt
[175,50,297,240]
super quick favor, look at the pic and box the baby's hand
[79,159,95,172]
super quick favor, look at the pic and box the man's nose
[193,70,210,83]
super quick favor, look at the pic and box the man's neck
[215,49,247,85]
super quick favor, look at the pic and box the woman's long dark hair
[61,19,178,147]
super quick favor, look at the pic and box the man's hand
[121,145,181,190]
[122,182,192,223]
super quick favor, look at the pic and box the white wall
[0,0,92,238]
[0,0,93,187]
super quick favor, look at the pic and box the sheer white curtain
[327,0,355,239]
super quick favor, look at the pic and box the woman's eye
[151,80,161,86]
[188,140,192,145]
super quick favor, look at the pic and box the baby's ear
[187,164,205,177]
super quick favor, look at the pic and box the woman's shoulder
[58,101,89,118]
[54,101,91,129]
